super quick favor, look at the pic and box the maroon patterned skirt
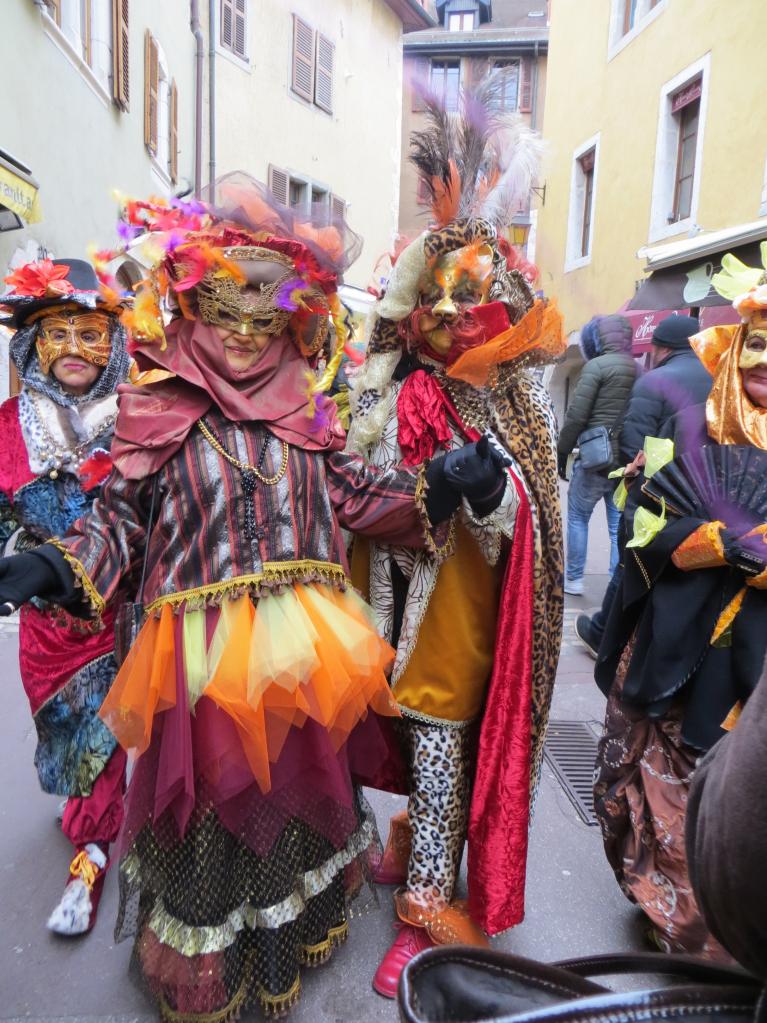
[593,641,731,961]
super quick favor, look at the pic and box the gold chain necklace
[197,417,289,542]
[196,418,289,485]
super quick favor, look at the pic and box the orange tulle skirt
[100,583,399,793]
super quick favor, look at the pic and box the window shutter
[234,0,247,57]
[331,194,346,219]
[269,165,289,206]
[47,0,62,26]
[411,57,429,112]
[169,79,179,182]
[291,15,314,102]
[144,30,159,155]
[112,0,130,111]
[315,33,334,114]
[82,0,92,65]
[220,0,233,49]
[519,56,533,113]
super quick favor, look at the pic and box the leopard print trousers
[396,717,475,909]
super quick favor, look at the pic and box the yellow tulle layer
[100,583,399,792]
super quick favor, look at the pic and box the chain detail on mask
[35,312,112,375]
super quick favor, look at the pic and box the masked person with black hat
[574,314,711,657]
[0,257,129,936]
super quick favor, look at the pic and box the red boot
[372,810,412,886]
[372,923,435,998]
[46,843,109,936]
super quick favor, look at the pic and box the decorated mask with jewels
[35,308,112,375]
[195,248,296,337]
[407,238,506,361]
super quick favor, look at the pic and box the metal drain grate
[543,720,599,826]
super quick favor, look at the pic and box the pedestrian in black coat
[619,315,712,463]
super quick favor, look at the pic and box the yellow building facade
[537,0,767,339]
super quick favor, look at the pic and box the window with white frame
[448,11,476,30]
[607,0,667,58]
[565,134,600,271]
[43,0,113,93]
[490,60,520,112]
[144,32,178,185]
[269,166,336,215]
[430,60,461,112]
[219,0,247,60]
[648,55,709,242]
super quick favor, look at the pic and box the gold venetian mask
[35,310,112,375]
[416,243,495,356]
[739,309,767,370]
[195,247,296,337]
[423,243,495,320]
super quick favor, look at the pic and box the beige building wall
[536,0,767,337]
[211,0,407,291]
[1,1,197,275]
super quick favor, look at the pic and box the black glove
[722,529,767,577]
[557,452,569,482]
[0,548,76,615]
[433,437,507,519]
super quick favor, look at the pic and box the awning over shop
[619,306,677,353]
[0,152,41,225]
[630,224,767,311]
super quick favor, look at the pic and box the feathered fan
[643,446,767,536]
[410,68,544,229]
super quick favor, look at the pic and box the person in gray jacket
[573,314,710,656]
[558,314,637,595]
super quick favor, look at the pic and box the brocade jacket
[57,408,430,615]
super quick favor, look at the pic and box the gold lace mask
[195,248,296,337]
[739,310,767,370]
[36,311,112,374]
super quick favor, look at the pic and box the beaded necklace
[197,417,289,540]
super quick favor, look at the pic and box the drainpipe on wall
[190,0,204,195]
[530,41,540,131]
[208,0,216,186]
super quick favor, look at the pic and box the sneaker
[564,578,584,596]
[574,614,599,659]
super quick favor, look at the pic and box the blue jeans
[566,460,620,583]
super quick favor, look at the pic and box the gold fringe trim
[414,464,456,561]
[259,974,301,1019]
[300,920,349,967]
[46,539,106,617]
[146,560,349,613]
[159,966,250,1023]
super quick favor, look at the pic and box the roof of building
[404,1,548,50]
[382,0,438,32]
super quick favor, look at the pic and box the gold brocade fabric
[696,325,767,448]
[671,521,726,572]
[393,523,502,723]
